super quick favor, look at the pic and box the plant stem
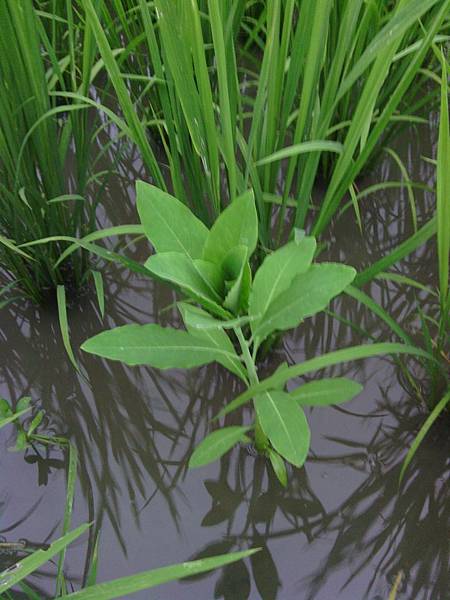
[235,327,268,453]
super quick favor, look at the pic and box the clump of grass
[83,0,449,247]
[0,1,104,305]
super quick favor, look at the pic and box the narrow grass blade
[399,390,450,484]
[0,407,31,430]
[437,51,450,307]
[345,285,413,345]
[57,285,79,371]
[0,524,90,593]
[354,216,437,287]
[64,549,259,599]
[218,343,436,418]
[91,271,105,318]
[86,534,100,587]
[256,141,342,167]
[56,443,78,596]
[82,0,165,188]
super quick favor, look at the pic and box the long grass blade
[57,285,79,371]
[399,390,450,484]
[218,343,435,418]
[64,549,259,599]
[0,524,90,593]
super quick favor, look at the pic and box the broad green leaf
[136,181,208,258]
[254,263,356,342]
[64,549,259,599]
[81,324,237,369]
[144,252,228,317]
[290,378,362,406]
[255,390,310,467]
[267,448,287,487]
[0,524,89,593]
[178,303,247,381]
[222,245,251,314]
[218,343,434,418]
[249,237,316,335]
[189,426,251,468]
[176,305,256,331]
[203,190,258,264]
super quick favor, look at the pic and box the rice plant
[0,1,105,305]
[341,51,449,480]
[82,0,450,247]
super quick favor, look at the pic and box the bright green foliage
[202,191,258,264]
[82,323,236,370]
[178,303,247,381]
[80,183,426,485]
[63,548,259,599]
[189,426,251,468]
[0,1,104,303]
[81,0,449,248]
[0,397,31,431]
[255,391,310,468]
[0,523,257,599]
[436,52,450,323]
[252,263,356,343]
[290,378,363,407]
[137,182,208,259]
[249,236,316,335]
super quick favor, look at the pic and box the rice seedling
[342,51,449,482]
[81,183,432,485]
[82,0,449,247]
[0,1,107,305]
[0,525,256,600]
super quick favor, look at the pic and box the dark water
[1,123,448,600]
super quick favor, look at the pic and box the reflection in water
[302,390,449,600]
[1,122,446,598]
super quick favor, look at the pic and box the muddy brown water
[1,122,448,599]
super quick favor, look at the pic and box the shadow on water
[1,122,448,599]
